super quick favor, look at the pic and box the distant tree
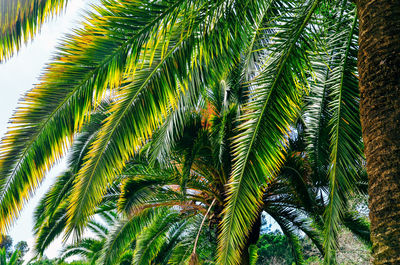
[256,231,294,265]
[14,241,28,256]
[0,235,13,257]
[14,241,28,264]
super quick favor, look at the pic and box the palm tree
[0,0,395,263]
[33,81,370,264]
[0,2,282,264]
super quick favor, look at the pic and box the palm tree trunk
[357,0,400,263]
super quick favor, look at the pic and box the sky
[0,1,93,262]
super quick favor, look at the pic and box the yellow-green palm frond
[0,0,197,233]
[32,109,108,255]
[217,1,321,264]
[65,0,246,237]
[0,0,67,61]
[66,26,196,236]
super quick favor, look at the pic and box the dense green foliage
[0,0,374,264]
[257,231,295,264]
[29,259,89,265]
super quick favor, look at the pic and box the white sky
[0,1,92,262]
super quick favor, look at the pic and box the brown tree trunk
[357,0,400,264]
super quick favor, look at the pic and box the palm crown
[0,0,366,264]
[33,66,368,264]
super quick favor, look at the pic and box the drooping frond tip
[0,0,68,62]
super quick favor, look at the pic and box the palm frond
[7,248,20,265]
[153,220,188,265]
[249,245,258,265]
[146,87,201,166]
[342,211,370,247]
[267,208,305,265]
[321,7,363,262]
[117,166,178,214]
[218,1,320,263]
[100,208,160,265]
[168,214,216,265]
[60,237,104,262]
[0,0,67,61]
[132,210,180,265]
[87,219,110,240]
[66,0,243,235]
[0,0,192,233]
[33,201,68,255]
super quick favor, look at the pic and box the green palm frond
[66,0,247,235]
[168,214,216,265]
[100,208,160,265]
[248,245,258,265]
[33,171,72,234]
[270,211,305,265]
[0,0,196,233]
[87,219,110,239]
[33,200,68,255]
[33,110,107,254]
[145,86,201,166]
[67,15,203,236]
[60,238,103,259]
[0,0,67,61]
[132,210,180,265]
[0,248,5,265]
[8,249,20,265]
[117,166,178,214]
[319,7,362,262]
[218,1,320,263]
[0,247,20,265]
[153,220,188,265]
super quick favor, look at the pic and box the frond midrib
[219,1,319,263]
[69,38,186,232]
[0,0,185,203]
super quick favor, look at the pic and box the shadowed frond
[342,211,370,247]
[132,210,180,265]
[268,210,305,265]
[318,6,363,262]
[100,208,161,265]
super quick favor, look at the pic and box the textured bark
[357,0,400,264]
